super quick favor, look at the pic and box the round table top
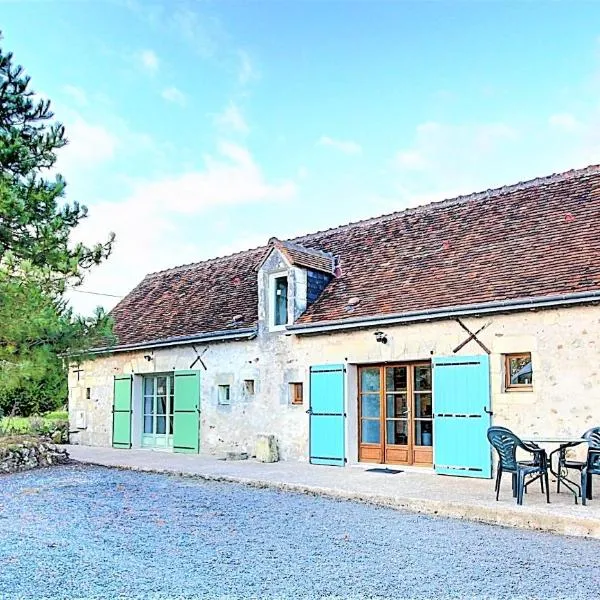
[522,437,587,444]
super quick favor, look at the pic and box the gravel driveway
[1,464,599,600]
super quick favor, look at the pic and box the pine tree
[0,34,115,416]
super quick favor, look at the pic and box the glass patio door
[358,363,433,466]
[142,374,175,449]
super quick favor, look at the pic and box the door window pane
[156,416,167,435]
[156,396,166,415]
[361,394,380,418]
[414,393,432,418]
[360,368,380,392]
[415,420,433,446]
[144,396,154,414]
[144,416,153,434]
[157,377,167,396]
[386,367,407,391]
[386,420,408,445]
[414,366,432,391]
[361,419,380,443]
[386,394,408,419]
[144,378,154,395]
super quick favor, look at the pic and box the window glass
[274,276,288,326]
[386,367,407,391]
[361,394,380,418]
[360,368,380,392]
[144,378,154,395]
[144,416,153,434]
[414,366,432,391]
[506,354,533,387]
[361,420,380,444]
[218,384,231,405]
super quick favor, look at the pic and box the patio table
[522,437,588,503]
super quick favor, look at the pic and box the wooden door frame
[357,362,432,465]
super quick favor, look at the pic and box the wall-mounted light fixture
[143,354,153,361]
[374,331,388,344]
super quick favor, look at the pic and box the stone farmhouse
[68,165,600,478]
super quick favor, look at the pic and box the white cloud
[58,117,118,173]
[68,141,296,315]
[317,136,362,155]
[137,49,159,73]
[549,113,580,132]
[62,85,88,106]
[395,121,519,175]
[214,102,249,134]
[161,86,187,106]
[126,140,296,213]
[396,149,428,171]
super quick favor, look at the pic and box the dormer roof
[255,238,336,274]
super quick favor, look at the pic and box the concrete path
[67,445,600,539]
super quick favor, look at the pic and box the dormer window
[272,274,289,328]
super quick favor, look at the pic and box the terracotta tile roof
[111,247,266,346]
[111,165,600,345]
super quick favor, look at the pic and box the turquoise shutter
[112,375,133,448]
[432,355,492,478]
[173,370,201,454]
[309,364,346,466]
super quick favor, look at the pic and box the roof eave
[89,327,258,355]
[286,290,600,335]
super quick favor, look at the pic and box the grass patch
[43,410,68,421]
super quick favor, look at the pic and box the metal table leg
[549,446,581,504]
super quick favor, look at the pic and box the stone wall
[0,438,69,474]
[69,304,600,462]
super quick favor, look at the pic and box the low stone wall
[0,437,69,474]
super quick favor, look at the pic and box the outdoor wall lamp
[143,354,153,361]
[374,331,388,344]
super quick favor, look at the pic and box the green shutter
[173,370,201,454]
[112,375,133,448]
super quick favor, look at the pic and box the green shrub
[0,414,69,443]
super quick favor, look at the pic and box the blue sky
[3,1,600,314]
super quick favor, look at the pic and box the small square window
[218,384,231,405]
[289,382,303,406]
[504,353,533,390]
[244,380,255,396]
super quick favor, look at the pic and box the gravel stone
[0,464,599,600]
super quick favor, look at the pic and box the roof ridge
[143,163,600,279]
[144,244,267,279]
[279,239,334,258]
[290,163,600,243]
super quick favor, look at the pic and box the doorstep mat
[365,468,403,474]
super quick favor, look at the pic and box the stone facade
[69,303,600,463]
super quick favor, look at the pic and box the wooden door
[358,363,432,466]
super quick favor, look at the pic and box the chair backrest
[587,449,600,474]
[583,427,600,449]
[487,426,522,471]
